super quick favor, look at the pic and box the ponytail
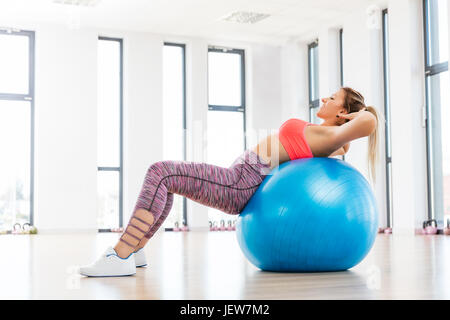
[364,106,382,184]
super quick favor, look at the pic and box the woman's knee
[147,161,168,178]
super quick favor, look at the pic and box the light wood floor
[1,231,450,299]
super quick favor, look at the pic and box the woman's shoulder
[281,118,312,125]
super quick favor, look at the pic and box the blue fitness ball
[236,158,378,272]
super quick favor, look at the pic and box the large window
[308,40,320,124]
[207,47,246,230]
[0,29,35,231]
[382,9,394,229]
[162,43,186,230]
[339,28,344,87]
[423,0,449,228]
[339,29,346,162]
[97,37,123,231]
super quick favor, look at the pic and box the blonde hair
[341,87,382,184]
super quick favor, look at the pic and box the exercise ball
[236,158,378,272]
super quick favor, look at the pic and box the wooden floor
[1,231,450,299]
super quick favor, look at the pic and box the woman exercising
[80,86,379,277]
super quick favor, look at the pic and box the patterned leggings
[119,150,272,248]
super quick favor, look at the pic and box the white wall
[122,33,164,227]
[185,38,209,230]
[318,28,341,98]
[34,25,98,232]
[280,41,309,122]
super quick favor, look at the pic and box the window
[162,43,187,230]
[0,29,35,231]
[338,29,347,162]
[423,0,449,228]
[97,37,123,231]
[207,47,246,230]
[382,9,394,229]
[308,40,320,124]
[339,29,344,87]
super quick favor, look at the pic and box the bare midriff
[251,125,337,170]
[251,133,290,170]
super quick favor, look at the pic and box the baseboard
[390,228,416,236]
[36,228,99,235]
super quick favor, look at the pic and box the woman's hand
[337,108,367,121]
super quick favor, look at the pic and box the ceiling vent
[221,11,270,24]
[53,0,101,7]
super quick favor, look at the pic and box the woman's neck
[318,119,338,126]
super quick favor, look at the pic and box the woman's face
[316,89,347,120]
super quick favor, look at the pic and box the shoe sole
[80,272,136,277]
[136,264,147,268]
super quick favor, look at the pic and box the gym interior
[0,0,449,300]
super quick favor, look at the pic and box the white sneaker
[134,248,147,267]
[79,246,136,277]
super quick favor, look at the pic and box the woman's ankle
[114,243,133,259]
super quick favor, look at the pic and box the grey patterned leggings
[119,150,271,248]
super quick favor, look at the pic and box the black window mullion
[308,40,319,123]
[425,61,448,75]
[98,167,121,171]
[382,8,394,229]
[339,29,344,87]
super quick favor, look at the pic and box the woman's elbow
[365,114,377,136]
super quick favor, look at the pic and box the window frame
[339,28,344,88]
[338,28,347,162]
[0,28,35,226]
[422,0,449,226]
[308,40,319,123]
[207,46,247,150]
[97,36,124,232]
[163,42,188,227]
[382,8,394,228]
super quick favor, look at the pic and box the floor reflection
[0,232,449,299]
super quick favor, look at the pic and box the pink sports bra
[278,118,318,160]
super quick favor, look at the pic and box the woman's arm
[328,147,345,157]
[328,142,350,157]
[331,111,376,149]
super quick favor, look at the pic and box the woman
[80,86,379,277]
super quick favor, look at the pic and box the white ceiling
[0,0,387,45]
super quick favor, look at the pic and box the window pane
[0,34,29,94]
[309,46,319,101]
[163,45,185,229]
[0,101,31,230]
[207,111,244,167]
[207,110,244,225]
[426,0,448,65]
[428,71,449,226]
[163,45,184,161]
[97,170,119,229]
[97,39,120,167]
[208,51,242,106]
[310,106,321,125]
